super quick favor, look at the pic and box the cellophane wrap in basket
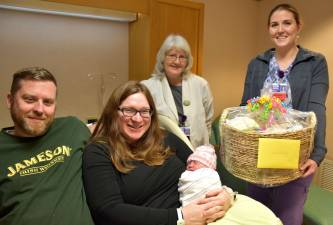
[219,106,316,186]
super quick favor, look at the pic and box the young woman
[241,4,329,225]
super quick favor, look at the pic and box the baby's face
[186,160,207,171]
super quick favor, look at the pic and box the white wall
[0,8,129,127]
[198,0,259,113]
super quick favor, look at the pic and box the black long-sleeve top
[82,131,192,225]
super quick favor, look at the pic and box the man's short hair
[10,67,57,95]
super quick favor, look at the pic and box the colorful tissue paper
[246,95,287,129]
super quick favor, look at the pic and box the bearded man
[0,67,94,225]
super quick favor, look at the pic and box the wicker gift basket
[219,106,317,186]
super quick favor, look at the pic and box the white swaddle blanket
[178,168,283,225]
[178,168,222,206]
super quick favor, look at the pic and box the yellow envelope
[257,138,300,169]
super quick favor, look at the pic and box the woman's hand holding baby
[182,188,232,225]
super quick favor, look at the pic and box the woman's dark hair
[267,3,301,27]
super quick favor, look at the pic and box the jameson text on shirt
[7,146,72,177]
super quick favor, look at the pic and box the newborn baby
[178,145,283,225]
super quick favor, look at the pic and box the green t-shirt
[0,116,94,225]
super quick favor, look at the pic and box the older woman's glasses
[166,54,187,63]
[118,107,153,118]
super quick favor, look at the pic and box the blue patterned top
[262,55,293,108]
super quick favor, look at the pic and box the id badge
[180,126,191,139]
[272,83,287,101]
[273,92,287,101]
[272,83,279,92]
[279,83,288,92]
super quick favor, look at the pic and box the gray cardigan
[241,47,329,165]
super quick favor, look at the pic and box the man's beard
[10,105,54,137]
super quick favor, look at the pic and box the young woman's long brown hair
[91,81,173,173]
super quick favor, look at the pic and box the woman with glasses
[82,81,232,225]
[142,34,214,148]
[241,4,329,225]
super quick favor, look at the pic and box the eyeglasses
[166,54,187,63]
[118,107,153,118]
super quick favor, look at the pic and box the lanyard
[263,55,293,108]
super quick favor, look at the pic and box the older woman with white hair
[142,34,214,148]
